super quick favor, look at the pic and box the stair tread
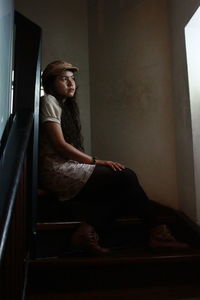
[36,215,177,231]
[29,246,200,268]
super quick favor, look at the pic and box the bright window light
[185,6,200,225]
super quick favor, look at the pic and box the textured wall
[88,0,178,208]
[15,0,92,153]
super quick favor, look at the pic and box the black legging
[71,165,158,230]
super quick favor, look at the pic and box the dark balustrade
[0,11,41,300]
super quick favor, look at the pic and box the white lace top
[39,94,95,201]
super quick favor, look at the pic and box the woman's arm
[43,121,125,171]
[43,121,93,163]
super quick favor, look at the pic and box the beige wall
[15,0,200,220]
[170,0,200,222]
[89,0,178,208]
[15,0,92,153]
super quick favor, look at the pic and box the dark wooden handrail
[0,112,33,264]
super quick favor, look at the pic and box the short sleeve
[40,95,62,124]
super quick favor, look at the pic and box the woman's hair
[42,60,84,151]
[61,97,84,152]
[42,73,56,95]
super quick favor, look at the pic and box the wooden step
[28,212,200,296]
[33,211,200,261]
[34,215,178,258]
[27,282,200,300]
[28,246,200,294]
[29,247,200,267]
[36,215,177,231]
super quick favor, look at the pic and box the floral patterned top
[39,94,95,201]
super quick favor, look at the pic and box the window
[185,6,200,224]
[0,0,14,144]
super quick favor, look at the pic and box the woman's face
[53,70,76,99]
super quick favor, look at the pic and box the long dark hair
[60,96,84,152]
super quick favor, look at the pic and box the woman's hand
[96,159,125,171]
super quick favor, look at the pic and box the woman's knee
[118,167,138,184]
[123,167,137,177]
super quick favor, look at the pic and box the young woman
[39,60,188,255]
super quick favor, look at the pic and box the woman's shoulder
[41,94,60,106]
[40,94,62,122]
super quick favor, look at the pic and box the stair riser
[28,261,200,292]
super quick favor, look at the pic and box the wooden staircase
[25,203,200,299]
